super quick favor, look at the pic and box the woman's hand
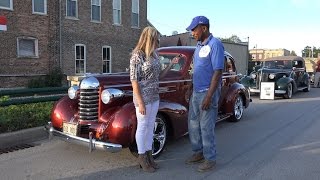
[139,103,146,115]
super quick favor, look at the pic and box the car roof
[262,56,304,61]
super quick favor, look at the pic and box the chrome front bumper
[48,122,122,153]
[249,88,286,94]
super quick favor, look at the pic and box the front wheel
[129,114,168,159]
[229,95,244,122]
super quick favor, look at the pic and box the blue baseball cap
[186,16,209,31]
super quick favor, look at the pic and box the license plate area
[63,122,78,136]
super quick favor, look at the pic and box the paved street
[1,88,320,180]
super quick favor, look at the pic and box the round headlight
[101,88,124,104]
[269,74,275,79]
[250,73,257,79]
[68,86,79,99]
[101,89,112,104]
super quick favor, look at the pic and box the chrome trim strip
[275,90,286,94]
[103,79,192,89]
[249,88,260,93]
[48,123,122,153]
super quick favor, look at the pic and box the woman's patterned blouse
[130,51,161,107]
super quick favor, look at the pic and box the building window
[131,0,139,27]
[91,0,101,22]
[0,0,13,10]
[113,0,121,25]
[102,46,112,73]
[66,0,78,18]
[33,0,47,14]
[75,44,86,74]
[17,37,39,58]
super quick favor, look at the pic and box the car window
[293,60,303,68]
[224,57,235,73]
[159,54,185,72]
[263,60,292,69]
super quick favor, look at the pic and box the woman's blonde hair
[133,26,159,60]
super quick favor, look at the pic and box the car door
[219,56,237,110]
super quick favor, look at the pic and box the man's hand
[201,95,211,110]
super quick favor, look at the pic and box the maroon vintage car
[48,46,250,158]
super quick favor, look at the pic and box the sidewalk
[0,126,48,149]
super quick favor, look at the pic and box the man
[185,16,225,172]
[314,58,320,88]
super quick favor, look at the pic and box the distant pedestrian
[185,16,225,172]
[314,58,320,88]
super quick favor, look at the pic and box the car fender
[104,100,189,147]
[223,83,248,114]
[103,102,136,148]
[302,73,310,85]
[158,101,188,139]
[277,77,293,90]
[51,96,79,129]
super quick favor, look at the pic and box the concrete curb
[0,126,48,149]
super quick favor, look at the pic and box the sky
[147,0,320,56]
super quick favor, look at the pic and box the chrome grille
[79,89,99,121]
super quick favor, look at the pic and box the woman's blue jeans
[188,87,221,161]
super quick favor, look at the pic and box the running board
[217,114,231,122]
[297,86,308,91]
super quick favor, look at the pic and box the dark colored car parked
[48,46,250,158]
[241,56,310,99]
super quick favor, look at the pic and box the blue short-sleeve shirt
[193,34,225,92]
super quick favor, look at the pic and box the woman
[130,26,176,173]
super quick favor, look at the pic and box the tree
[219,34,242,43]
[290,51,297,56]
[302,46,320,58]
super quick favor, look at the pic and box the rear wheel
[129,114,168,159]
[229,95,244,122]
[283,83,293,99]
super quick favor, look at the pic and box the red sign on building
[0,16,7,31]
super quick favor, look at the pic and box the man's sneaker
[197,160,216,172]
[185,152,204,164]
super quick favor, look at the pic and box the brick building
[0,0,147,88]
[249,48,290,61]
[0,0,60,88]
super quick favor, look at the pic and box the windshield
[262,60,292,69]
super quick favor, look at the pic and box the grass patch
[0,102,54,133]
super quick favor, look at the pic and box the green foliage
[27,67,64,88]
[290,51,297,56]
[0,96,9,103]
[27,77,47,88]
[0,102,54,133]
[45,67,64,87]
[219,35,243,43]
[302,46,320,58]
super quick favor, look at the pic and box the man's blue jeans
[188,87,221,161]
